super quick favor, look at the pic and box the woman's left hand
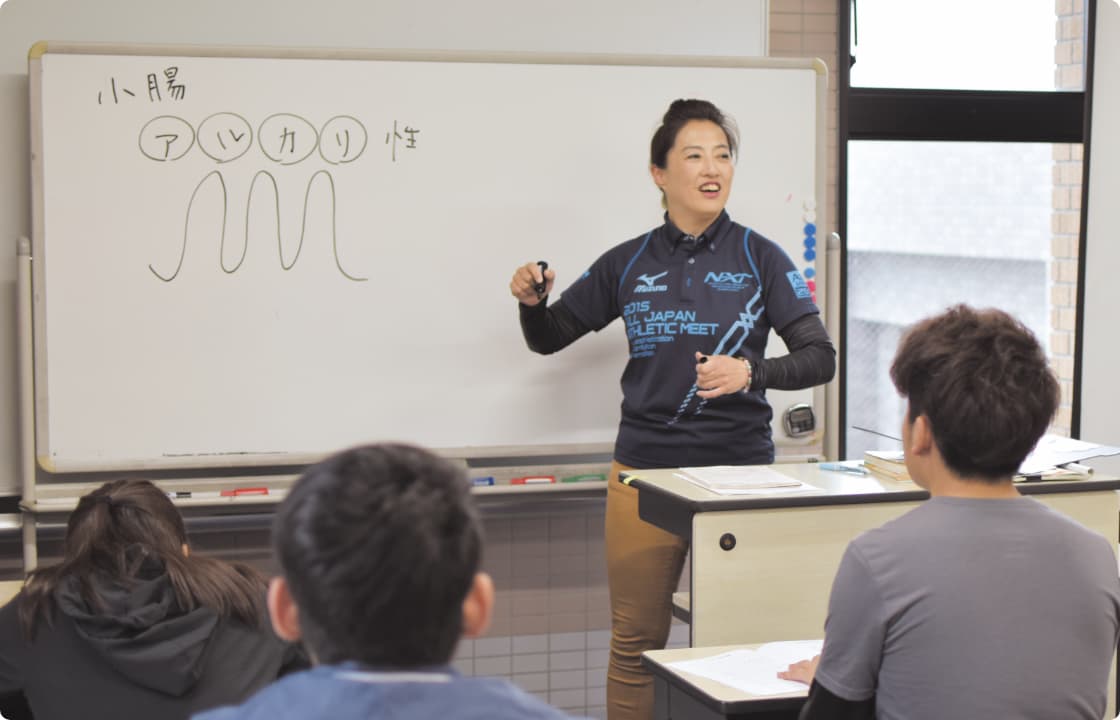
[694,352,751,399]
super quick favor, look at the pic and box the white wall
[1080,0,1119,458]
[0,0,766,493]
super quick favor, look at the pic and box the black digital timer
[782,403,816,438]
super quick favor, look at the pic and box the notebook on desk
[675,466,805,493]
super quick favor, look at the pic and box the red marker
[511,475,556,485]
[220,487,269,497]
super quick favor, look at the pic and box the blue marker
[471,476,495,487]
[818,462,868,476]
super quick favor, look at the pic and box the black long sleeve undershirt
[517,297,591,355]
[798,679,876,720]
[518,300,835,392]
[749,312,836,391]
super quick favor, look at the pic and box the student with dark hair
[779,305,1120,720]
[509,98,836,719]
[196,443,578,720]
[0,478,305,720]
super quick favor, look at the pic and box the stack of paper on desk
[675,466,818,496]
[1017,434,1120,476]
[666,639,823,696]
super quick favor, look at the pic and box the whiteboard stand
[17,237,38,572]
[825,232,842,461]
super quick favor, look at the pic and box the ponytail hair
[19,479,267,638]
[649,98,739,170]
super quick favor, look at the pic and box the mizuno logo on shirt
[635,271,669,293]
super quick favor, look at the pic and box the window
[851,0,1080,91]
[840,0,1087,457]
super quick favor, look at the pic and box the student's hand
[695,352,751,398]
[510,262,555,306]
[777,654,820,685]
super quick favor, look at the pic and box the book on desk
[862,451,911,482]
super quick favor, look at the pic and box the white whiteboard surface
[1080,0,1119,448]
[30,46,825,471]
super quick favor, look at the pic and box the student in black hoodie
[0,478,305,720]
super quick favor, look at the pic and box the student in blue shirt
[195,443,579,720]
[509,98,835,720]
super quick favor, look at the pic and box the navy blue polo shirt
[559,211,819,468]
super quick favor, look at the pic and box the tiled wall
[454,626,690,719]
[454,500,689,719]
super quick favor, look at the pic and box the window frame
[836,0,1097,457]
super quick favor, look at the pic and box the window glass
[850,0,1080,91]
[845,141,1080,458]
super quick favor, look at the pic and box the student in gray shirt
[779,304,1120,720]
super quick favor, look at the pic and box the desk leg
[653,676,670,720]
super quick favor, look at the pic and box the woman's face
[650,119,734,232]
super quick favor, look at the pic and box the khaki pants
[605,461,690,720]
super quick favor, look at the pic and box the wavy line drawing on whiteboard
[148,169,367,282]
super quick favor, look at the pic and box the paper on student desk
[1018,434,1120,475]
[666,639,824,696]
[674,466,820,496]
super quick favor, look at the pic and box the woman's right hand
[509,262,555,306]
[777,654,820,685]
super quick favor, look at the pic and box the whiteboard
[30,45,827,472]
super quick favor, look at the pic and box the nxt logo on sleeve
[634,271,669,293]
[786,270,811,299]
[703,271,753,292]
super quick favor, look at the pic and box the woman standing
[509,99,835,720]
[0,479,305,720]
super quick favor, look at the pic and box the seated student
[0,479,306,720]
[779,305,1120,720]
[195,443,581,720]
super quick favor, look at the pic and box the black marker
[698,355,709,364]
[534,261,549,298]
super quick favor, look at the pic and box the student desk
[643,644,806,720]
[622,465,1120,647]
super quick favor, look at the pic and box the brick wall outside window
[1051,0,1085,435]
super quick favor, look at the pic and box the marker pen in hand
[534,261,549,299]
